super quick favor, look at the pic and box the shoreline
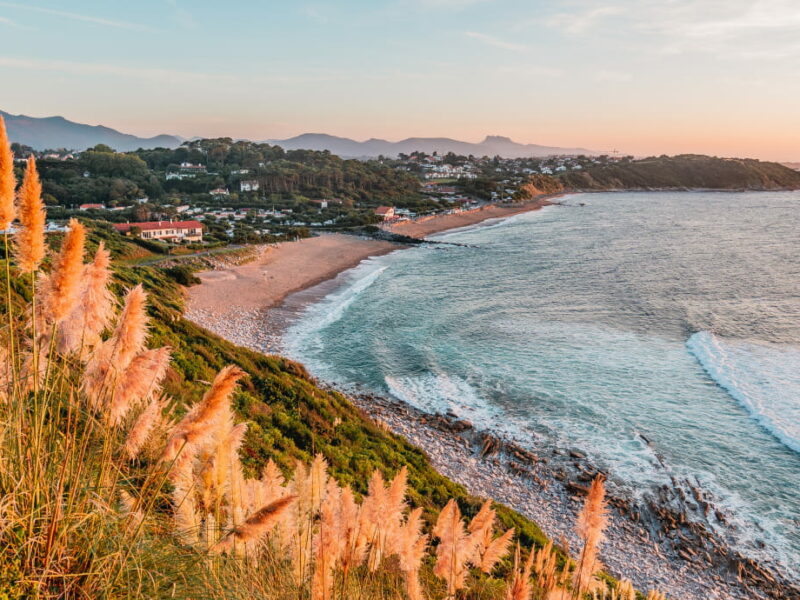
[186,196,556,352]
[186,233,402,353]
[183,195,796,599]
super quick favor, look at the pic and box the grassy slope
[559,155,800,191]
[93,224,550,552]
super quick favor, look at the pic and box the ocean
[284,191,800,575]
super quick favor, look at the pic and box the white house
[113,220,204,243]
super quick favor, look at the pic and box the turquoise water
[285,191,800,573]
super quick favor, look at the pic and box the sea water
[284,191,800,574]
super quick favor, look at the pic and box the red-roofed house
[79,203,105,211]
[374,206,395,221]
[113,220,204,243]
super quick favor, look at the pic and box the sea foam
[687,331,800,454]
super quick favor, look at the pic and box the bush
[164,264,202,286]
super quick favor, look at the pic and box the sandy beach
[186,198,555,350]
[188,233,399,313]
[186,233,400,351]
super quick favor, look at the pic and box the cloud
[0,56,400,87]
[0,56,233,84]
[465,31,528,52]
[0,2,157,32]
[0,14,31,29]
[538,0,800,60]
[643,0,800,59]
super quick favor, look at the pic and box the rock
[566,481,591,495]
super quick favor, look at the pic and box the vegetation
[0,117,675,599]
[558,154,800,191]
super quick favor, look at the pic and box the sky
[0,0,799,161]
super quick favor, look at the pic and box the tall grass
[0,117,666,599]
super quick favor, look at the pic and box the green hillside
[558,155,800,191]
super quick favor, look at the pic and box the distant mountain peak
[482,135,515,144]
[267,132,598,158]
[0,110,182,152]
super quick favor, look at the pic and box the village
[9,140,630,246]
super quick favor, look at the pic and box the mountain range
[1,109,597,157]
[0,110,183,152]
[265,133,598,158]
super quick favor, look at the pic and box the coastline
[186,196,556,351]
[186,233,401,353]
[183,194,796,600]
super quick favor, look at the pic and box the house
[78,203,105,211]
[240,180,260,192]
[374,206,395,221]
[166,163,207,180]
[113,220,204,243]
[210,187,230,197]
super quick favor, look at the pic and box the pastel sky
[1,0,799,160]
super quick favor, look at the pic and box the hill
[267,133,598,158]
[0,110,182,152]
[558,155,800,191]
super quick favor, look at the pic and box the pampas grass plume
[212,495,296,555]
[162,364,244,462]
[433,499,471,597]
[42,218,85,324]
[60,241,115,354]
[124,396,164,459]
[109,346,171,426]
[14,156,45,273]
[0,116,15,230]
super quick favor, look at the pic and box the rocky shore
[345,391,798,600]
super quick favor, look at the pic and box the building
[78,203,105,211]
[113,220,203,243]
[166,162,207,180]
[374,206,395,221]
[210,187,230,197]
[240,180,260,192]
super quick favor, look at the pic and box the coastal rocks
[344,393,798,600]
[186,306,284,354]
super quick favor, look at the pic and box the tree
[132,205,150,221]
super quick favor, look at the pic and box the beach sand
[186,198,556,349]
[186,233,400,353]
[188,233,398,313]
